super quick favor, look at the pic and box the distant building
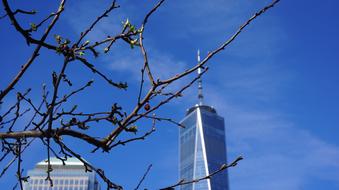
[179,51,229,190]
[23,157,100,190]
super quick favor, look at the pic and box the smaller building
[23,157,100,190]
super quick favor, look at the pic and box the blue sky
[1,0,339,190]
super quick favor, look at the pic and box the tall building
[179,51,229,190]
[23,157,100,190]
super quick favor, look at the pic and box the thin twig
[134,164,152,190]
[159,0,280,85]
[0,0,65,101]
[160,156,243,190]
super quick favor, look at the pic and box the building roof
[36,157,85,166]
[186,104,217,115]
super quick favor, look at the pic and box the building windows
[179,106,229,190]
[25,176,94,190]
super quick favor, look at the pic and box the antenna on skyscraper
[197,49,204,106]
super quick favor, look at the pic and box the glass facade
[179,105,229,190]
[23,157,100,190]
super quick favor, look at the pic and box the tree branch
[0,0,66,102]
[160,156,243,190]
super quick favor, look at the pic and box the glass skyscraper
[23,157,100,190]
[179,51,229,190]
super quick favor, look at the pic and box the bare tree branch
[0,0,280,188]
[159,0,280,85]
[160,156,244,190]
[134,164,153,190]
[0,0,66,102]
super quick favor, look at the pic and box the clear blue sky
[1,0,339,190]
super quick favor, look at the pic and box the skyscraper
[23,157,100,190]
[179,51,229,190]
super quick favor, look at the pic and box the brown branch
[54,139,123,190]
[134,164,152,190]
[0,0,66,102]
[47,57,70,136]
[1,0,57,49]
[75,0,119,46]
[76,57,127,89]
[160,156,243,190]
[20,96,44,117]
[103,86,155,146]
[138,0,166,86]
[0,137,35,178]
[127,67,208,127]
[139,115,184,128]
[55,80,94,106]
[0,89,31,129]
[109,125,156,149]
[103,0,280,147]
[26,11,60,33]
[84,32,136,52]
[104,67,206,147]
[0,9,36,20]
[0,129,106,149]
[159,0,280,85]
[24,98,45,130]
[0,0,281,189]
[0,156,16,178]
[12,9,36,15]
[15,140,23,190]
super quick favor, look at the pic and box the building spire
[197,49,204,105]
